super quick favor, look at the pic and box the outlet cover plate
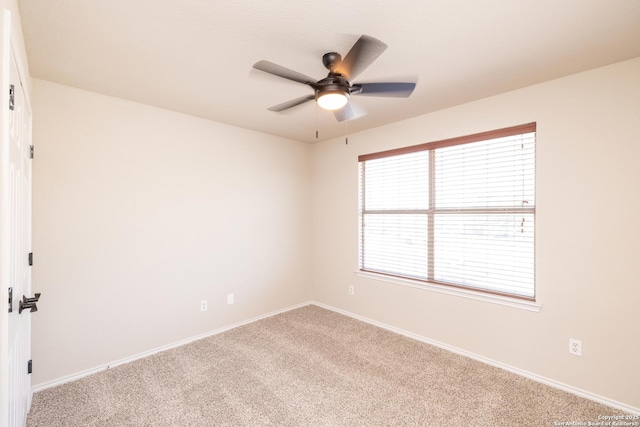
[569,338,582,356]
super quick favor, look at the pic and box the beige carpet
[28,305,619,426]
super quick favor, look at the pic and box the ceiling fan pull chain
[345,117,349,145]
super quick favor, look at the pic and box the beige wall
[31,80,312,386]
[311,57,640,409]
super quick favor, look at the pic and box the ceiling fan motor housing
[316,74,351,100]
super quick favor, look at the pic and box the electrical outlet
[569,338,582,356]
[200,300,207,312]
[348,285,354,295]
[227,293,234,305]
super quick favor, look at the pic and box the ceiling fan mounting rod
[322,52,342,72]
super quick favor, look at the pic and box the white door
[0,40,33,427]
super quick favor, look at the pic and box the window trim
[358,122,536,162]
[355,270,542,312]
[358,123,537,301]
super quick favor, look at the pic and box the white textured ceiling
[17,0,640,143]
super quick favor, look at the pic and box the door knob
[19,293,41,314]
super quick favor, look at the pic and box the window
[358,123,536,300]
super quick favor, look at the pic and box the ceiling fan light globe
[317,92,349,110]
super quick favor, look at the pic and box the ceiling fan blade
[333,102,367,122]
[253,60,317,86]
[353,82,416,97]
[267,94,315,112]
[335,35,387,81]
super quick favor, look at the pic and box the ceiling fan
[253,35,417,122]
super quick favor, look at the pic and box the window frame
[358,123,537,302]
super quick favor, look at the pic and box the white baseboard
[311,301,640,415]
[31,301,313,393]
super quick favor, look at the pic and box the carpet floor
[27,305,619,426]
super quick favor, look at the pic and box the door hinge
[8,287,13,313]
[28,252,33,266]
[27,360,32,374]
[29,145,34,159]
[9,84,15,111]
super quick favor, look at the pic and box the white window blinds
[358,123,536,300]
